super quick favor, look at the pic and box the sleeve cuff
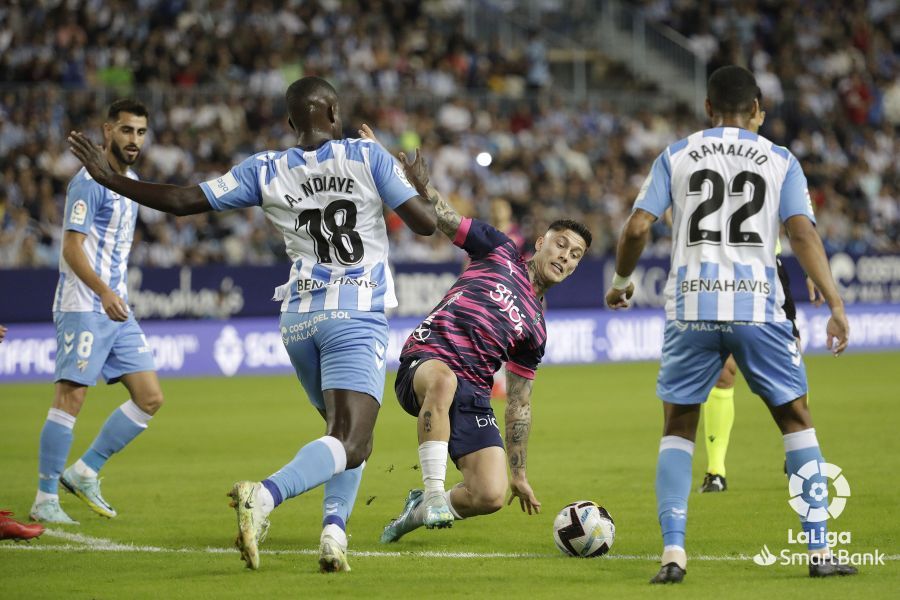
[453,217,472,246]
[386,188,419,211]
[198,182,222,211]
[506,361,536,380]
[780,210,816,225]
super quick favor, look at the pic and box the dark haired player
[372,131,592,542]
[68,78,437,573]
[32,99,165,525]
[606,65,856,583]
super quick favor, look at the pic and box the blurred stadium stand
[0,0,896,272]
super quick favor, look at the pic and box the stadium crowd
[0,0,896,269]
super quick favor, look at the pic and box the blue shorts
[280,310,388,411]
[395,356,503,463]
[657,320,808,407]
[54,312,156,386]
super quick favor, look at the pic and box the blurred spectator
[0,0,896,270]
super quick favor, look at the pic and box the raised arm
[358,124,458,238]
[68,131,211,216]
[504,371,541,515]
[419,181,462,240]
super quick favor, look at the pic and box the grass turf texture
[1,353,897,599]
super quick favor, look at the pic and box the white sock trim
[319,436,347,475]
[444,489,463,520]
[74,459,98,479]
[119,399,153,428]
[783,428,818,452]
[419,441,449,496]
[322,523,348,547]
[257,484,275,515]
[47,408,76,429]
[662,545,687,569]
[659,435,695,455]
[35,490,59,504]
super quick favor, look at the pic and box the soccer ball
[552,501,616,558]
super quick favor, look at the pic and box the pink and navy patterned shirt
[401,217,546,394]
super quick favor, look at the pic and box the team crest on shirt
[70,200,87,225]
[76,359,89,372]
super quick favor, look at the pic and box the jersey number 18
[294,200,364,264]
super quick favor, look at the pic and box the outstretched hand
[358,123,380,145]
[359,123,430,196]
[398,149,430,197]
[508,476,541,515]
[67,131,113,183]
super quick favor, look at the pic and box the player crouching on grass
[357,127,592,542]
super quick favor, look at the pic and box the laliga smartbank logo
[751,462,885,567]
[787,459,850,521]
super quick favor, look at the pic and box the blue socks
[81,400,153,473]
[263,436,347,508]
[38,409,76,494]
[38,400,153,497]
[323,461,365,530]
[784,428,828,550]
[656,435,694,551]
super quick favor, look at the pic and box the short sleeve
[507,340,545,380]
[367,143,418,209]
[779,157,816,224]
[633,151,672,217]
[453,218,512,259]
[64,177,104,234]
[199,154,264,211]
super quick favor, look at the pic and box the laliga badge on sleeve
[70,199,87,225]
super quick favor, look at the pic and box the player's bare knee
[135,390,164,415]
[342,437,373,469]
[423,371,456,412]
[53,382,87,416]
[772,395,813,433]
[473,487,505,514]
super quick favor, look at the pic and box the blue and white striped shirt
[634,127,815,322]
[54,167,139,313]
[199,138,418,314]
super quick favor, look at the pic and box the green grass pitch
[1,353,897,599]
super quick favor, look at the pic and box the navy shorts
[395,356,503,463]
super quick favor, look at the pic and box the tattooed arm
[357,125,460,239]
[422,183,462,240]
[505,371,542,515]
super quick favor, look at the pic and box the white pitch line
[0,529,895,562]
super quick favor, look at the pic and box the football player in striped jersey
[69,78,437,573]
[606,66,855,583]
